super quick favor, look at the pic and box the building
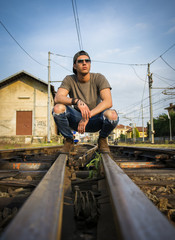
[126,127,147,139]
[108,124,131,143]
[165,103,175,113]
[113,124,131,139]
[0,71,56,143]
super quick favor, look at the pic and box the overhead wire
[71,0,83,50]
[0,20,47,68]
[160,56,175,71]
[92,59,147,66]
[153,74,175,88]
[51,59,72,73]
[150,43,175,65]
[153,73,175,82]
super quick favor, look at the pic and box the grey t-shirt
[59,73,111,110]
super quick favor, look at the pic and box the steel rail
[0,145,62,159]
[0,153,67,240]
[102,153,175,240]
[110,145,175,155]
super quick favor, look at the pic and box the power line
[51,59,72,73]
[0,20,47,67]
[150,43,175,65]
[153,73,175,82]
[71,0,83,50]
[51,52,148,67]
[154,74,175,88]
[92,59,147,66]
[130,66,146,82]
[52,53,72,59]
[160,56,175,71]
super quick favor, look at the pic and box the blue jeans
[53,106,119,139]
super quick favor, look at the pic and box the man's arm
[77,88,112,134]
[54,88,73,105]
[90,88,112,117]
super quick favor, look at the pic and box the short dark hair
[73,50,90,74]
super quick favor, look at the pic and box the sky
[0,0,175,127]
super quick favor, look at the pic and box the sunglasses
[77,59,91,64]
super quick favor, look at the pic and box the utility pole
[167,112,172,142]
[148,63,154,144]
[142,104,144,142]
[133,123,136,143]
[47,51,51,143]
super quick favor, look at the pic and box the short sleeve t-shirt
[59,73,111,110]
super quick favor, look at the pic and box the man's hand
[77,100,91,120]
[78,118,89,134]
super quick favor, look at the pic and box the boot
[98,137,110,153]
[60,138,74,154]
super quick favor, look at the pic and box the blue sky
[0,0,175,127]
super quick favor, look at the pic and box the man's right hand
[77,100,91,120]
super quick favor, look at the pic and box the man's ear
[73,63,77,71]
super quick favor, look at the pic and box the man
[53,50,119,153]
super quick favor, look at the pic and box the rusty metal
[118,161,166,168]
[101,153,175,240]
[1,154,67,240]
[0,145,62,160]
[109,145,175,160]
[0,162,52,171]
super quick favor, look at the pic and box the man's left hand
[78,118,89,134]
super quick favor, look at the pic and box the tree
[131,128,140,138]
[148,113,175,138]
[120,133,126,140]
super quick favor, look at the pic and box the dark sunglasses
[77,59,91,64]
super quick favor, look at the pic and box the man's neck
[77,72,90,83]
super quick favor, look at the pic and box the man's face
[73,55,91,75]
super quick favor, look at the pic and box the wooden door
[16,111,32,135]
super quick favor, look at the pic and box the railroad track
[0,144,175,240]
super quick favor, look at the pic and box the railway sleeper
[61,153,118,240]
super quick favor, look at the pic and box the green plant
[86,152,102,178]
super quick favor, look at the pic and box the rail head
[102,153,175,240]
[0,154,67,240]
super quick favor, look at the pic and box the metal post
[168,112,172,142]
[133,123,136,143]
[47,51,51,143]
[148,64,154,144]
[142,104,144,142]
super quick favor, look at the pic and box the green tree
[148,113,175,138]
[131,128,140,138]
[120,133,126,140]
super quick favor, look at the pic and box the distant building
[165,103,175,113]
[126,127,147,138]
[108,124,131,143]
[0,71,57,143]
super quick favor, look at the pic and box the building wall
[0,76,56,138]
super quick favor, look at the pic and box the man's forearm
[54,95,77,106]
[90,100,112,117]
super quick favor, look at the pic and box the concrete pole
[47,51,51,143]
[168,112,172,142]
[148,63,154,144]
[142,104,144,142]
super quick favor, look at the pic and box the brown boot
[98,137,110,153]
[60,138,74,154]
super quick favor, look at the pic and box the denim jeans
[53,106,119,139]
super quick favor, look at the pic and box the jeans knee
[104,109,118,121]
[53,104,66,114]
